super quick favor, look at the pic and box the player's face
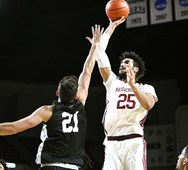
[118,58,134,81]
[119,58,134,75]
[176,147,187,170]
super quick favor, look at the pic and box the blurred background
[0,0,188,169]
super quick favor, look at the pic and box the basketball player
[0,24,104,170]
[176,145,188,170]
[96,17,158,170]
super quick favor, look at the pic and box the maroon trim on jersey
[107,134,143,141]
[143,139,147,170]
[140,115,147,128]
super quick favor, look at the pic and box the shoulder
[40,105,53,112]
[137,83,155,89]
[38,105,53,123]
[138,83,158,101]
[137,83,156,93]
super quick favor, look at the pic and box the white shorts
[102,137,147,170]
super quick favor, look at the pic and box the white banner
[126,0,148,28]
[174,0,188,21]
[150,0,173,25]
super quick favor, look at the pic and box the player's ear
[56,90,59,97]
[134,67,139,73]
[183,158,188,165]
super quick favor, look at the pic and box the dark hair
[119,51,146,80]
[58,75,78,103]
[0,159,9,170]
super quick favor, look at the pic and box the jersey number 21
[62,111,79,133]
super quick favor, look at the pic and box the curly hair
[58,75,78,103]
[119,51,146,80]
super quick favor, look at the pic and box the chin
[118,72,127,80]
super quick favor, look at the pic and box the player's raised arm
[76,25,104,105]
[96,17,125,82]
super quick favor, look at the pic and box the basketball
[105,0,130,21]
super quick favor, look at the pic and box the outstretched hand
[103,16,126,36]
[109,16,126,28]
[86,24,104,46]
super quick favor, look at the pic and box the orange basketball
[105,0,130,21]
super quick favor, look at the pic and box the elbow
[143,95,157,111]
[144,102,155,111]
[144,105,152,111]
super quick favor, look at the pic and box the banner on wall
[126,0,148,28]
[144,124,176,167]
[150,0,173,25]
[174,0,188,21]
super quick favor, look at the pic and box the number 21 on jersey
[62,111,79,133]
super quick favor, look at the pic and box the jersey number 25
[117,94,136,109]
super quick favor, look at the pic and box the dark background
[0,0,188,170]
[0,0,187,93]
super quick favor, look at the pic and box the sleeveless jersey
[102,72,158,137]
[35,100,88,168]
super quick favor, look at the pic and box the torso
[103,72,157,136]
[35,100,88,168]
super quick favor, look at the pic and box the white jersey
[103,72,158,137]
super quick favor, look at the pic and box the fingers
[100,26,104,34]
[86,24,104,44]
[110,16,125,27]
[91,26,95,36]
[95,24,100,35]
[86,36,91,42]
[120,16,126,21]
[93,24,104,35]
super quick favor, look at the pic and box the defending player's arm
[0,106,52,135]
[96,17,125,82]
[76,25,104,105]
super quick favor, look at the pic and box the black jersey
[35,100,89,168]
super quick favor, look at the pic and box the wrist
[98,33,110,52]
[96,51,111,68]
